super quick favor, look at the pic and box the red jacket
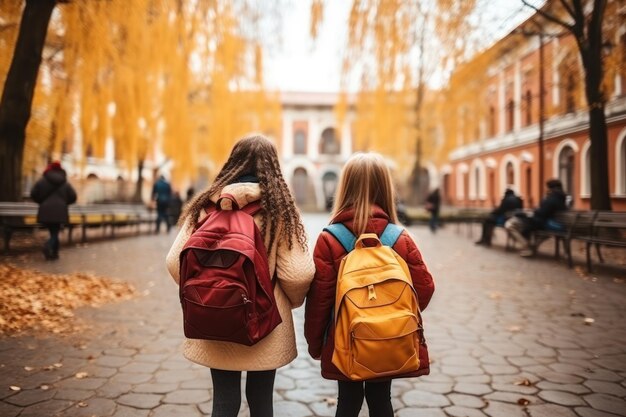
[304,206,435,381]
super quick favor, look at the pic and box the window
[489,106,496,137]
[525,167,532,207]
[293,130,306,155]
[320,127,340,154]
[292,168,309,205]
[506,162,515,186]
[565,72,576,113]
[558,145,576,194]
[525,90,532,126]
[506,99,515,132]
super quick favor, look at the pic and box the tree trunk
[133,159,145,203]
[581,24,611,210]
[0,0,57,201]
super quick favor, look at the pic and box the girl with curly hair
[166,134,314,417]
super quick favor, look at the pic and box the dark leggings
[210,368,276,417]
[336,380,393,417]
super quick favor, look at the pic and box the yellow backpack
[324,223,422,381]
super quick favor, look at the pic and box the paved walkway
[1,214,625,417]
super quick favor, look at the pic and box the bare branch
[521,0,575,33]
[558,0,576,20]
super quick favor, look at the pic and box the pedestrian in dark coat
[152,175,172,233]
[505,179,568,257]
[30,161,77,260]
[475,188,523,246]
[304,153,435,417]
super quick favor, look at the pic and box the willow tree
[311,0,482,202]
[2,0,284,202]
[0,0,59,201]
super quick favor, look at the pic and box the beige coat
[166,183,315,371]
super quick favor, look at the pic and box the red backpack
[178,193,282,345]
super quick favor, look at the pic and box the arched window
[506,162,515,186]
[558,145,576,194]
[292,168,309,205]
[320,127,340,154]
[293,130,306,155]
[581,142,591,196]
[525,90,532,126]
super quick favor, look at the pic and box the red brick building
[438,8,626,211]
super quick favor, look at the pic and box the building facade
[279,92,354,211]
[435,8,626,211]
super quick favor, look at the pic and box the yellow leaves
[0,264,136,336]
[310,0,324,40]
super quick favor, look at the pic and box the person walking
[30,161,77,260]
[505,179,568,257]
[475,188,523,246]
[152,175,172,233]
[304,153,435,417]
[425,188,441,233]
[166,135,315,417]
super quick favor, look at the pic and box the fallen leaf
[40,385,50,390]
[584,318,595,325]
[9,386,21,391]
[0,265,136,336]
[517,398,530,406]
[514,379,533,386]
[77,402,88,407]
[75,372,88,379]
[53,363,63,368]
[323,397,337,406]
[24,366,34,371]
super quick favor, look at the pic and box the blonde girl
[304,152,435,417]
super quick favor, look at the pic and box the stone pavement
[1,213,625,417]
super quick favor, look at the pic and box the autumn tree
[1,0,284,202]
[311,0,482,203]
[0,0,59,201]
[521,0,613,210]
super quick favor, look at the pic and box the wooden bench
[0,202,156,254]
[579,211,626,272]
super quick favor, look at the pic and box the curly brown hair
[182,134,307,251]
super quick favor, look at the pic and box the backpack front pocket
[181,283,252,344]
[349,312,420,378]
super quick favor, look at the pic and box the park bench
[0,202,156,254]
[578,211,626,272]
[506,210,625,271]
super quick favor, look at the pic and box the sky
[264,0,537,93]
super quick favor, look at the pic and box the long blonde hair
[331,153,399,235]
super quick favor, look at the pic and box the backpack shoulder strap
[323,223,356,253]
[242,201,262,216]
[380,223,404,247]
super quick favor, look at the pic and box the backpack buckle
[368,284,377,301]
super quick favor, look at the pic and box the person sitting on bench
[505,179,568,257]
[475,188,523,247]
